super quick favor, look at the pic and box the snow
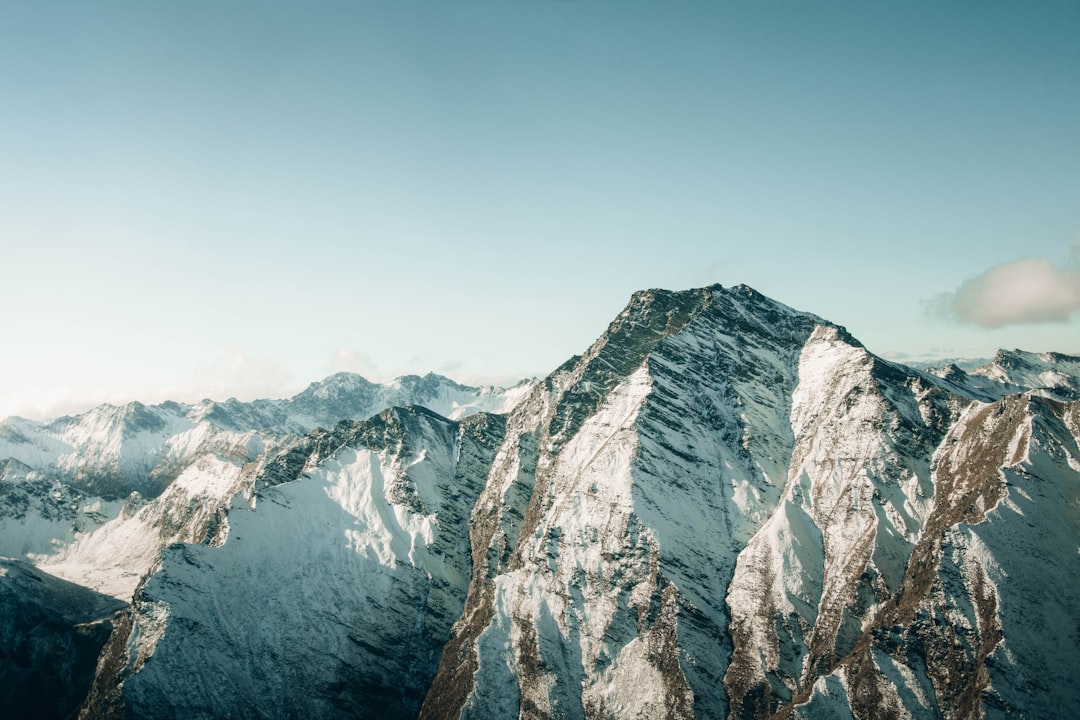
[36,455,249,599]
[0,372,531,603]
[793,672,855,719]
[0,373,532,498]
[469,367,655,712]
[968,349,1080,401]
[318,446,443,571]
[952,398,1080,719]
[103,407,494,719]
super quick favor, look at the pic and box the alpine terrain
[1,284,1077,720]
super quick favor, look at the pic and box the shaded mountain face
[0,558,126,720]
[3,284,1079,720]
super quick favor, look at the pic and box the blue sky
[1,0,1078,418]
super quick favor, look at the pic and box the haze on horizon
[1,0,1078,421]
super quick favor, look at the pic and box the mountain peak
[973,347,1080,400]
[392,372,467,389]
[543,283,828,449]
[293,372,377,400]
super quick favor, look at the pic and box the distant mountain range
[0,372,531,600]
[1,284,1078,720]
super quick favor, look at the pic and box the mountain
[967,349,1080,400]
[4,284,1080,719]
[0,373,531,599]
[0,372,531,500]
[81,407,506,720]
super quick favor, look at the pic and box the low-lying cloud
[931,257,1080,329]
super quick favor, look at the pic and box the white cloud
[932,257,1080,329]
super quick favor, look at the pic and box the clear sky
[1,0,1078,419]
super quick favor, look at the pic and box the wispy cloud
[930,255,1080,329]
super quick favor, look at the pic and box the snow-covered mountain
[4,284,1080,719]
[0,373,531,599]
[0,372,531,499]
[83,407,506,719]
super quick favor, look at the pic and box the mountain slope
[416,285,1079,720]
[81,407,506,720]
[0,558,126,720]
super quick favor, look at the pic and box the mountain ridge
[0,372,533,599]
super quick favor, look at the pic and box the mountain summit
[2,284,1078,720]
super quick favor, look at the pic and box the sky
[1,0,1078,420]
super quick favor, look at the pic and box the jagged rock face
[417,285,1080,720]
[787,394,1080,720]
[83,407,506,720]
[0,559,126,720]
[4,284,1079,720]
[419,285,830,720]
[723,325,953,718]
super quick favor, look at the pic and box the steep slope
[420,285,831,719]
[724,327,971,718]
[81,407,506,720]
[0,558,126,720]
[789,393,1080,720]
